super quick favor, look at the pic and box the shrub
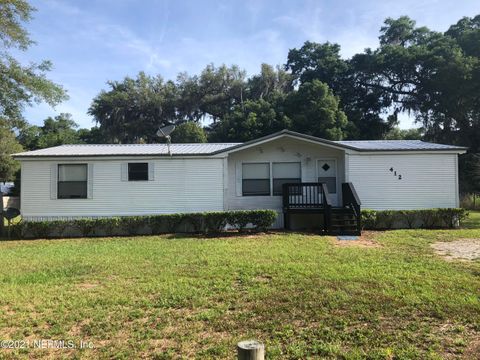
[15,210,278,240]
[399,210,418,229]
[361,209,378,230]
[361,208,467,230]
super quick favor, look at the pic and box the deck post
[283,212,290,230]
[282,183,290,230]
[237,340,264,360]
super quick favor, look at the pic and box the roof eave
[210,129,355,155]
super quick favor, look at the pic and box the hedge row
[11,210,278,239]
[361,208,468,230]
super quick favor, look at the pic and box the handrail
[282,182,326,210]
[320,183,332,233]
[342,182,362,234]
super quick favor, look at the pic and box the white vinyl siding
[347,153,458,210]
[227,137,346,227]
[21,158,224,220]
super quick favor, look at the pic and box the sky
[19,0,480,129]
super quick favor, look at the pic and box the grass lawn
[0,217,479,359]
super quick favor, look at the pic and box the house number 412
[389,167,402,180]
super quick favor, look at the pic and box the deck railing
[342,182,362,234]
[282,182,332,232]
[282,182,330,209]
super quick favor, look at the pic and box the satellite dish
[156,124,176,137]
[156,124,176,156]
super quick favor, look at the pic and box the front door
[317,159,338,205]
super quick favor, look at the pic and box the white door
[317,159,338,205]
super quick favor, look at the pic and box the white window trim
[241,161,271,196]
[56,163,91,200]
[122,162,154,182]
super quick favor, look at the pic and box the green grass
[0,216,479,358]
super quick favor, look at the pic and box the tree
[285,80,349,140]
[170,122,207,143]
[0,127,22,182]
[89,72,178,143]
[286,42,394,139]
[18,113,83,150]
[77,126,105,144]
[384,127,423,140]
[247,63,293,101]
[350,16,480,149]
[197,64,246,123]
[208,97,290,142]
[0,0,66,184]
[0,0,67,130]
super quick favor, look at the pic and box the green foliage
[0,0,66,180]
[170,122,207,143]
[286,42,394,140]
[18,113,85,150]
[286,80,349,140]
[0,126,22,182]
[208,97,290,142]
[384,127,423,140]
[459,153,480,193]
[0,0,67,130]
[15,210,278,239]
[361,208,468,230]
[460,193,480,210]
[88,72,179,143]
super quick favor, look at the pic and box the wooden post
[237,340,264,360]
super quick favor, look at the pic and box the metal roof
[209,130,467,154]
[335,140,466,151]
[13,143,241,157]
[13,130,467,158]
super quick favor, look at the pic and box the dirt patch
[76,281,100,289]
[463,336,480,359]
[334,231,381,248]
[431,239,480,261]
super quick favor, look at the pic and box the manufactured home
[13,130,467,233]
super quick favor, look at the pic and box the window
[242,163,270,196]
[58,164,87,199]
[273,162,301,195]
[128,163,149,181]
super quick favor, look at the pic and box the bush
[361,208,468,230]
[14,210,278,239]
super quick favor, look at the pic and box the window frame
[57,163,88,199]
[241,161,303,197]
[241,162,271,196]
[128,162,149,181]
[272,162,302,196]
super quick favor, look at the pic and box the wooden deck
[282,182,362,235]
